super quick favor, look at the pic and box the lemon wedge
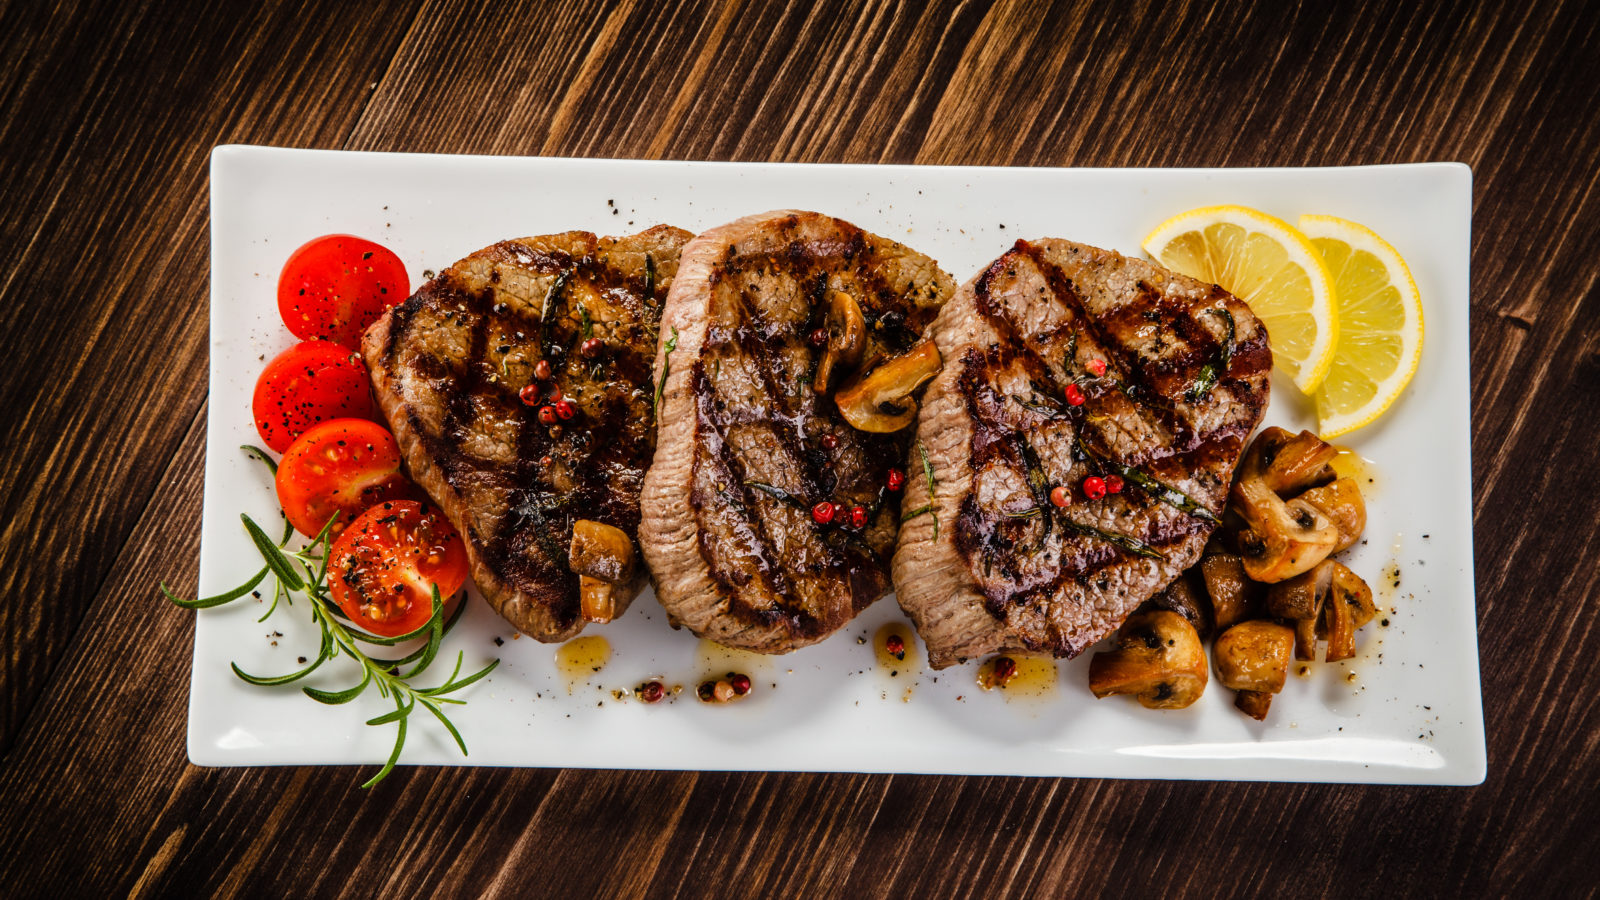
[1143,206,1338,393]
[1298,215,1423,439]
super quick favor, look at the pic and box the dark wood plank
[0,0,422,747]
[2,0,1600,897]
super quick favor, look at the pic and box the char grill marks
[686,222,944,640]
[367,228,688,639]
[952,240,1268,655]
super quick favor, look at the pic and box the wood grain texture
[2,0,1598,896]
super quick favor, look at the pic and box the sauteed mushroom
[812,289,866,394]
[1322,562,1374,662]
[835,340,942,433]
[1266,559,1335,660]
[1246,427,1338,495]
[1298,477,1366,553]
[1213,620,1295,720]
[1142,573,1213,639]
[1232,476,1340,583]
[1200,554,1257,631]
[1088,611,1208,709]
[568,520,636,624]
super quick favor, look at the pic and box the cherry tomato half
[275,419,416,538]
[327,500,469,637]
[252,341,378,453]
[277,234,409,348]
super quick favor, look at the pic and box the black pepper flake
[494,637,505,646]
[298,656,307,664]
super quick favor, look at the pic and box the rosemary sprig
[900,440,940,540]
[1076,440,1219,524]
[1186,307,1236,402]
[1060,519,1167,561]
[644,253,656,301]
[162,449,497,788]
[744,480,805,508]
[653,326,678,420]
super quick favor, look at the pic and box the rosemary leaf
[366,693,416,726]
[241,444,278,476]
[242,514,304,591]
[231,653,327,687]
[653,326,678,420]
[161,566,268,610]
[361,698,409,789]
[424,657,502,697]
[403,588,446,678]
[303,666,374,705]
[644,253,656,300]
[744,480,804,508]
[1061,520,1167,560]
[1004,507,1042,519]
[420,701,469,756]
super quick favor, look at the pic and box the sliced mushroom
[1088,611,1208,709]
[1200,554,1258,631]
[1297,477,1366,553]
[1234,689,1274,721]
[1266,560,1334,660]
[1323,562,1374,662]
[813,289,866,394]
[1241,426,1338,495]
[568,520,636,624]
[1213,620,1295,695]
[835,340,942,433]
[1142,573,1213,639]
[1232,477,1340,583]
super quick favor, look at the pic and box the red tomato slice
[327,500,469,637]
[252,341,378,453]
[278,234,409,348]
[275,419,416,538]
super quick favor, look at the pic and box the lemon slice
[1298,215,1423,439]
[1142,206,1338,393]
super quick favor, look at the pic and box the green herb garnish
[1186,307,1236,402]
[900,440,940,540]
[1076,440,1219,524]
[653,326,678,420]
[1060,520,1167,560]
[161,449,497,788]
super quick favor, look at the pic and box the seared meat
[640,211,955,653]
[362,226,692,641]
[891,239,1270,668]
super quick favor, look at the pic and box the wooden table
[3,1,1596,895]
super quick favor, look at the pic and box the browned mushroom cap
[1213,620,1295,695]
[1266,560,1335,660]
[1234,689,1274,721]
[813,289,866,395]
[835,340,942,433]
[1142,573,1213,639]
[1232,477,1340,583]
[1322,562,1374,662]
[1240,427,1338,495]
[1088,611,1208,709]
[1297,477,1366,553]
[1200,553,1258,632]
[569,520,636,624]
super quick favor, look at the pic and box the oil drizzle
[555,635,611,695]
[873,622,918,700]
[976,655,1058,702]
[1330,445,1381,494]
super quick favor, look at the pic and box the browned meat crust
[641,211,955,653]
[362,226,692,641]
[892,239,1270,668]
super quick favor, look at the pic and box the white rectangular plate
[194,147,1483,784]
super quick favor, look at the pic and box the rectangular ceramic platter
[194,147,1483,784]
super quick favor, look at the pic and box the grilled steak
[640,210,955,653]
[892,239,1270,668]
[362,226,692,641]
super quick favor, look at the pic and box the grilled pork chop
[362,226,692,642]
[892,239,1270,668]
[640,211,955,653]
